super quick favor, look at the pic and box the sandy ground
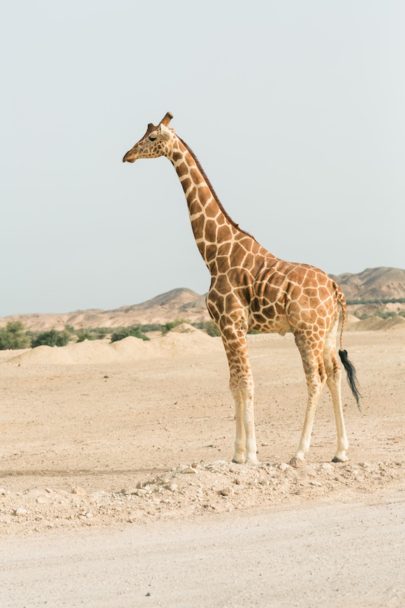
[0,329,404,606]
[0,329,403,536]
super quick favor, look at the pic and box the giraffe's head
[122,112,175,163]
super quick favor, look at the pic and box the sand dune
[4,324,219,366]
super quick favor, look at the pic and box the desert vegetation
[0,319,222,349]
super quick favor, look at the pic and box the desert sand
[0,327,403,537]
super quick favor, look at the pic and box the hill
[0,288,209,331]
[330,267,405,301]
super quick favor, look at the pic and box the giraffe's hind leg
[324,324,349,462]
[290,332,327,466]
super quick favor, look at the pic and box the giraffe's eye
[148,134,157,141]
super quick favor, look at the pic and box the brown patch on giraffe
[198,187,212,205]
[251,298,261,313]
[190,168,204,185]
[205,244,217,263]
[172,151,182,162]
[177,163,188,178]
[214,274,233,293]
[181,177,192,192]
[216,256,231,273]
[205,201,219,218]
[217,225,233,242]
[204,219,218,242]
[188,199,202,216]
[191,214,205,239]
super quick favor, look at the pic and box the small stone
[279,463,289,472]
[13,507,28,516]
[219,488,231,497]
[165,483,178,492]
[135,488,147,496]
[71,486,86,496]
[0,488,7,496]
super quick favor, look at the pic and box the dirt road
[1,485,404,608]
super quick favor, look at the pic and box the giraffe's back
[248,258,340,336]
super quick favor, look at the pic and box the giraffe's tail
[335,284,361,410]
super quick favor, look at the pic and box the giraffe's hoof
[289,456,305,469]
[232,456,245,465]
[246,456,259,466]
[332,454,349,463]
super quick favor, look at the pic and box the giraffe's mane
[177,136,258,243]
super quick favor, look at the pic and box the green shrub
[0,322,31,350]
[161,319,187,335]
[138,323,164,333]
[110,326,150,343]
[76,327,111,342]
[377,311,397,319]
[32,329,70,348]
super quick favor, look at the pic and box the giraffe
[123,112,360,466]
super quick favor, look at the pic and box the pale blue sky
[1,1,404,315]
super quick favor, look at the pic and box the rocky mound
[1,459,402,536]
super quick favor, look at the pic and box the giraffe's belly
[248,310,292,336]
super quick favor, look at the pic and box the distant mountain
[1,267,404,331]
[0,288,209,331]
[330,267,405,301]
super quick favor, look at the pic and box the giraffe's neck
[168,137,262,271]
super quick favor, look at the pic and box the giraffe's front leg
[226,338,258,465]
[230,385,246,464]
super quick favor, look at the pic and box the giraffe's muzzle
[122,149,136,163]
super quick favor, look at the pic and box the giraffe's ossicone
[123,112,360,466]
